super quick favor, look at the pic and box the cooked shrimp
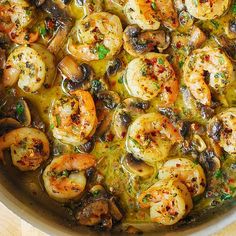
[3,45,46,93]
[0,127,49,171]
[0,0,38,44]
[185,0,230,20]
[124,53,178,104]
[183,47,233,106]
[50,90,97,146]
[43,154,96,202]
[138,179,193,225]
[159,158,206,197]
[67,12,123,61]
[208,108,236,154]
[126,113,182,163]
[124,0,178,30]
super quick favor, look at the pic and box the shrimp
[67,12,123,61]
[43,154,96,202]
[126,113,182,163]
[50,90,98,146]
[159,158,206,197]
[138,179,193,225]
[3,45,46,93]
[0,127,49,171]
[124,53,178,104]
[124,0,178,30]
[208,108,236,154]
[0,0,38,44]
[183,47,233,106]
[185,0,230,20]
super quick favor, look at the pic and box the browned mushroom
[123,25,170,57]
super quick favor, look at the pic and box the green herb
[155,172,159,179]
[193,0,198,7]
[142,194,151,203]
[97,44,110,60]
[39,27,47,37]
[92,190,100,197]
[56,115,61,126]
[74,146,81,153]
[232,3,236,14]
[50,124,54,130]
[214,72,225,79]
[230,186,236,193]
[158,58,164,65]
[61,170,69,177]
[221,193,232,201]
[118,76,123,84]
[151,2,157,11]
[129,137,142,149]
[210,20,220,29]
[16,102,24,116]
[178,61,184,68]
[25,9,31,16]
[214,169,223,179]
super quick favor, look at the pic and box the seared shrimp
[185,0,230,20]
[68,12,123,61]
[0,128,49,171]
[0,0,38,44]
[138,179,193,225]
[43,154,95,202]
[124,53,178,104]
[3,45,46,93]
[126,113,182,163]
[124,0,178,30]
[159,158,206,197]
[50,90,97,146]
[183,47,233,106]
[208,108,236,154]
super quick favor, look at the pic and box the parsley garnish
[16,102,24,117]
[97,44,110,60]
[39,27,47,37]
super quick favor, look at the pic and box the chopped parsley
[214,169,223,179]
[214,72,225,79]
[16,102,24,117]
[158,58,164,65]
[56,114,61,126]
[142,194,151,203]
[97,44,110,60]
[221,193,232,201]
[178,61,184,68]
[151,2,157,11]
[61,170,69,177]
[39,27,47,37]
[118,76,123,84]
[232,3,236,14]
[210,20,220,30]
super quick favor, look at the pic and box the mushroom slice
[122,154,154,179]
[189,26,207,50]
[15,99,31,126]
[59,56,94,92]
[123,25,170,57]
[213,35,236,62]
[0,118,21,136]
[0,127,49,171]
[96,91,120,110]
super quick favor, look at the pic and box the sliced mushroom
[96,91,120,110]
[189,26,207,50]
[122,154,154,179]
[123,97,150,113]
[75,184,123,229]
[225,19,236,39]
[15,99,31,126]
[213,35,236,62]
[59,56,94,92]
[106,58,122,78]
[0,118,21,136]
[179,10,194,28]
[192,134,207,152]
[0,48,6,69]
[123,25,170,57]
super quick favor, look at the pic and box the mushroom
[213,35,236,62]
[225,19,236,39]
[0,48,6,69]
[0,118,21,136]
[123,25,170,57]
[15,98,31,126]
[123,97,150,113]
[106,58,122,78]
[192,134,207,153]
[75,184,123,229]
[96,91,120,110]
[41,0,73,54]
[59,56,94,92]
[179,10,194,28]
[122,154,154,179]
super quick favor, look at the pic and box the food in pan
[0,0,236,233]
